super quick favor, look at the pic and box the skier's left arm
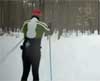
[21,20,29,39]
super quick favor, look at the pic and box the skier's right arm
[36,21,50,32]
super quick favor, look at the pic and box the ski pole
[0,38,23,64]
[48,35,53,81]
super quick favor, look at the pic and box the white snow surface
[0,32,100,81]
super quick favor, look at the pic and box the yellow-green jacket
[22,19,50,39]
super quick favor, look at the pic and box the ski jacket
[21,18,50,39]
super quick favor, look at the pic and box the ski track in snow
[0,32,100,81]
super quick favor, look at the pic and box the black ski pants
[21,38,41,81]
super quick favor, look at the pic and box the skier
[21,9,50,81]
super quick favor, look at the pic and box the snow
[0,32,100,81]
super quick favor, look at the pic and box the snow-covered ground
[0,32,100,81]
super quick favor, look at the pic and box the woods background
[0,0,100,37]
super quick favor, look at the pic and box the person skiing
[21,9,50,81]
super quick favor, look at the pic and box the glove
[20,45,24,50]
[48,23,52,30]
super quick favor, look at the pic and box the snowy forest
[1,0,100,81]
[0,0,100,37]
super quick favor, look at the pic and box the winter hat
[32,9,42,16]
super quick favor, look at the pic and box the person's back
[22,17,50,39]
[27,17,38,38]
